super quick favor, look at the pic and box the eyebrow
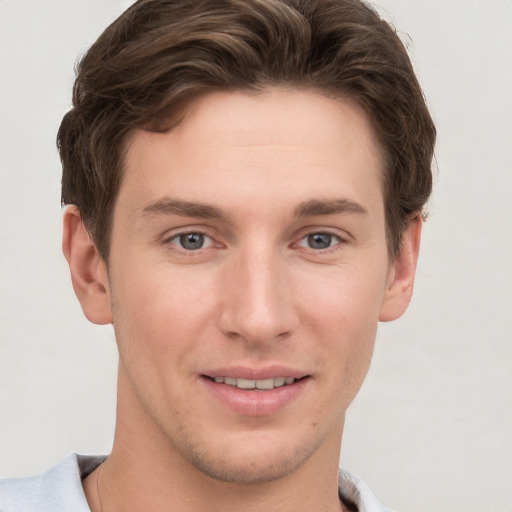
[294,199,368,217]
[141,197,368,221]
[142,198,228,220]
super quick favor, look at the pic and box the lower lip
[202,377,309,417]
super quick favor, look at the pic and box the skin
[63,88,421,512]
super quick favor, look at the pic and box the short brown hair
[58,0,436,260]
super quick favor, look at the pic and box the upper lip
[201,365,309,381]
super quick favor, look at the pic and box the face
[92,88,404,483]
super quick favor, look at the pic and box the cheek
[297,260,387,331]
[109,261,217,366]
[295,263,384,391]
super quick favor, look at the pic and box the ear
[62,206,113,325]
[379,216,422,322]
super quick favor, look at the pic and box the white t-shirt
[0,454,393,512]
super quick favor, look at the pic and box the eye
[169,232,214,251]
[298,232,342,250]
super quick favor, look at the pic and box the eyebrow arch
[142,198,228,220]
[294,199,368,217]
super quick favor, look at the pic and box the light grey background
[1,1,511,511]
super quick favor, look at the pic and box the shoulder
[338,468,395,512]
[0,454,105,512]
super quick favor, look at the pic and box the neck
[92,435,344,512]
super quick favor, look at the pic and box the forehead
[119,88,384,219]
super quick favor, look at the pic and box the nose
[218,247,299,346]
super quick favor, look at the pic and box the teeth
[256,378,274,390]
[212,376,297,390]
[237,378,256,389]
[273,377,286,387]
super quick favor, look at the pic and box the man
[0,0,435,510]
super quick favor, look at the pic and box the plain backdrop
[0,1,511,511]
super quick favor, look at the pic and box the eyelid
[162,226,222,251]
[161,223,215,240]
[292,227,351,251]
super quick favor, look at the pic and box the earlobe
[62,206,113,325]
[378,216,422,322]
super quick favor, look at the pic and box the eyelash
[165,229,347,253]
[294,231,345,252]
[166,231,218,252]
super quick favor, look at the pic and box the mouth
[200,365,310,416]
[203,375,304,390]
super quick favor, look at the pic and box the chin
[187,448,307,484]
[176,433,325,485]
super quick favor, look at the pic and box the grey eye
[179,233,205,250]
[307,233,333,249]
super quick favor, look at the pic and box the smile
[210,376,296,390]
[202,372,309,416]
